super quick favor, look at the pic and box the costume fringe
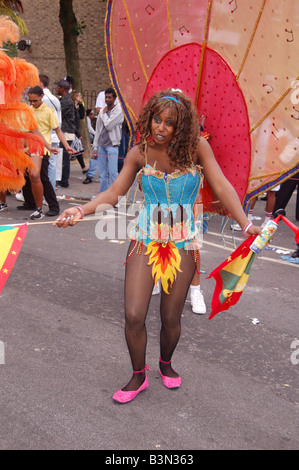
[0,174,25,193]
[145,241,182,294]
[0,122,40,192]
[0,19,43,194]
[0,148,35,171]
[0,52,16,84]
[0,103,39,131]
[0,16,19,46]
[3,59,39,103]
[198,180,216,213]
[0,122,44,154]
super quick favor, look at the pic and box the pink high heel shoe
[113,365,149,403]
[159,358,181,389]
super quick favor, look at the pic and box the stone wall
[19,0,110,110]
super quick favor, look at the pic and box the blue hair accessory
[161,96,180,103]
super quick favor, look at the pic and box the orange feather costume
[0,16,44,193]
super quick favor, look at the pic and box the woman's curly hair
[135,89,200,169]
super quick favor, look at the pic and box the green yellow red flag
[0,224,27,294]
[207,235,257,319]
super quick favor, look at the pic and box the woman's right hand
[54,207,83,228]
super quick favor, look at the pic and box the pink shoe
[113,365,149,404]
[159,358,181,389]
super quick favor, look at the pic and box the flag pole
[27,217,103,226]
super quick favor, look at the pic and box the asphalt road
[0,166,298,451]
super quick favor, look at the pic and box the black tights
[122,241,196,391]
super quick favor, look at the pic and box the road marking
[203,233,298,268]
[0,341,4,365]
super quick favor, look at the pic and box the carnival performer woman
[55,89,261,403]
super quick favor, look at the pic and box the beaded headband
[161,96,180,104]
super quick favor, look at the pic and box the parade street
[0,164,298,451]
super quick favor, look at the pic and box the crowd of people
[0,76,130,220]
[0,80,298,321]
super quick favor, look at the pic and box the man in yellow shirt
[23,86,74,219]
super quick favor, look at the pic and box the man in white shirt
[95,89,119,115]
[83,88,123,191]
[39,74,61,189]
[86,109,96,143]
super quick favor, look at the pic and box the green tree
[0,0,27,33]
[59,0,91,154]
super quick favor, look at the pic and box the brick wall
[18,0,110,110]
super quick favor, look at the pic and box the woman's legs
[106,146,119,186]
[122,243,196,390]
[48,143,58,190]
[123,242,154,391]
[0,191,6,203]
[98,145,109,193]
[76,153,87,170]
[28,154,43,208]
[159,249,196,377]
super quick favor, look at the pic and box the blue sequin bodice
[131,163,202,249]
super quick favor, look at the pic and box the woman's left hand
[245,223,262,237]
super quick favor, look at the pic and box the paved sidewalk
[55,158,139,207]
[55,158,98,202]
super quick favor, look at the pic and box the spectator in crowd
[39,74,61,190]
[95,89,119,115]
[0,191,7,211]
[232,186,280,231]
[21,86,74,219]
[86,109,96,143]
[118,120,130,173]
[272,170,299,260]
[54,79,76,188]
[65,75,74,93]
[83,87,124,191]
[273,171,299,222]
[71,91,88,173]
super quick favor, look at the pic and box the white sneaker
[152,280,161,295]
[0,203,8,211]
[231,222,242,231]
[30,207,45,220]
[15,192,24,202]
[191,288,207,314]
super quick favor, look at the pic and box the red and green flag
[208,235,257,319]
[0,224,27,294]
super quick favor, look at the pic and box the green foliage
[73,19,86,36]
[0,5,28,34]
[3,41,18,57]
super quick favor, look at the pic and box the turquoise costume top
[130,161,203,250]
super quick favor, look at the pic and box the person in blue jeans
[83,88,124,192]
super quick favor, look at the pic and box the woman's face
[151,107,176,146]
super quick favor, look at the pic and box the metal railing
[51,88,98,112]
